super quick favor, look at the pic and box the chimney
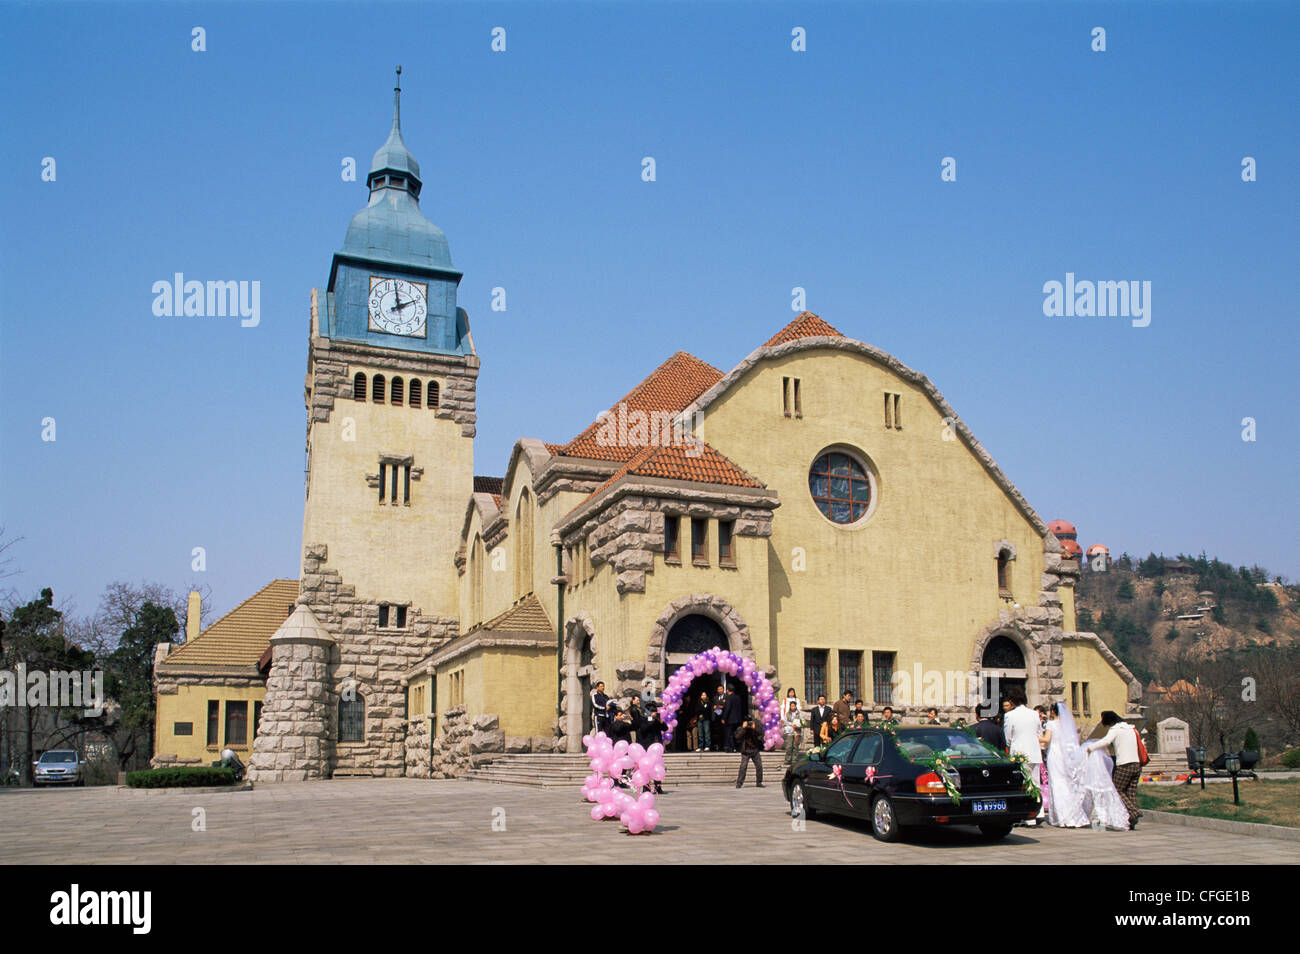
[186,590,201,642]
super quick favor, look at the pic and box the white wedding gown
[1046,718,1089,827]
[1046,705,1128,830]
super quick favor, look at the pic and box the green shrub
[1243,728,1260,752]
[125,766,236,788]
[1282,749,1300,770]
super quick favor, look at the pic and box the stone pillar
[248,601,335,782]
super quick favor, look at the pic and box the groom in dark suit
[722,685,745,752]
[809,694,831,746]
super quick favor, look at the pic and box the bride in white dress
[1044,702,1129,830]
[1044,702,1089,827]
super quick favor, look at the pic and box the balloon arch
[658,647,782,750]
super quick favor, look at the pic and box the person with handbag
[1086,711,1146,830]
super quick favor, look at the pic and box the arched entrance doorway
[664,614,747,752]
[980,634,1027,712]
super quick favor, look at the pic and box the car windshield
[40,752,76,763]
[894,729,1002,761]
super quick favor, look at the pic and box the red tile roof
[763,312,845,347]
[554,351,723,462]
[588,440,763,500]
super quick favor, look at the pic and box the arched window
[982,635,1025,670]
[427,381,440,409]
[409,379,422,408]
[391,376,404,406]
[515,489,534,599]
[339,694,365,743]
[372,374,386,404]
[470,534,485,627]
[353,372,366,401]
[997,550,1012,594]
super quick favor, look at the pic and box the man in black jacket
[735,718,764,788]
[972,711,1005,751]
[608,707,632,744]
[808,695,831,747]
[722,686,745,752]
[627,697,645,740]
[592,681,610,736]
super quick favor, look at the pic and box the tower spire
[393,64,402,132]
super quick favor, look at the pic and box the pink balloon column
[580,732,666,834]
[657,647,783,751]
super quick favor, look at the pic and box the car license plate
[973,799,1006,813]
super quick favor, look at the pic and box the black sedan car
[783,727,1039,841]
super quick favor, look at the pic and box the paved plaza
[4,778,1297,865]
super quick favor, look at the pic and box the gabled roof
[677,323,1052,537]
[474,592,553,636]
[553,351,723,462]
[159,579,298,671]
[763,311,845,347]
[588,440,764,500]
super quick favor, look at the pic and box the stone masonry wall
[568,489,777,595]
[404,716,431,779]
[300,544,457,777]
[430,708,506,778]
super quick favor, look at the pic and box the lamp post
[1195,745,1207,790]
[1224,751,1242,806]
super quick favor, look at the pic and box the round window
[808,450,874,525]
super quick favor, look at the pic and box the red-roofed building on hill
[236,80,1139,783]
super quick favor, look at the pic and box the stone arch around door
[560,612,599,752]
[646,594,755,685]
[969,618,1056,711]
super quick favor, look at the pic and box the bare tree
[1252,645,1300,749]
[1161,650,1255,754]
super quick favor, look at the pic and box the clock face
[368,277,428,337]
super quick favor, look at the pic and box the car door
[806,734,860,814]
[843,732,884,817]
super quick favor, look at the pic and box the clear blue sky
[2,1,1297,621]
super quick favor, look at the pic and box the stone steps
[466,750,795,788]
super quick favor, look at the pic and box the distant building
[1087,543,1110,572]
[1048,519,1083,561]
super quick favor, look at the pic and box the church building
[154,75,1141,781]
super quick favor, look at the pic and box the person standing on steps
[735,717,765,788]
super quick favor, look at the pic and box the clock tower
[267,68,475,777]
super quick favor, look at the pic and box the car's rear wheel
[871,794,902,842]
[978,822,1013,841]
[791,780,818,820]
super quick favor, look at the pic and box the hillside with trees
[1076,554,1300,757]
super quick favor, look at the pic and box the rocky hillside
[1074,555,1299,684]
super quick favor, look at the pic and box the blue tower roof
[338,66,453,272]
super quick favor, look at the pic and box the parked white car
[33,750,86,786]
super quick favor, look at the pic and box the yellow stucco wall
[303,359,473,618]
[1061,639,1129,724]
[432,647,555,738]
[694,348,1046,705]
[154,684,266,762]
[454,340,1127,721]
[1060,583,1077,632]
